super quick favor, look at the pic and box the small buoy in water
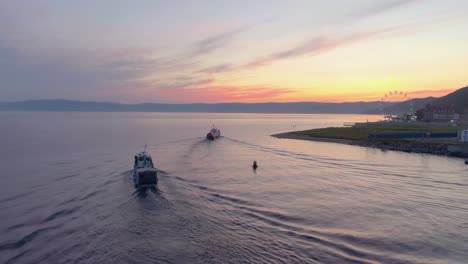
[252,160,258,169]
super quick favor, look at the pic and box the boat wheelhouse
[133,149,158,187]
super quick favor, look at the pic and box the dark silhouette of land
[429,86,468,109]
[2,86,466,114]
[0,99,427,114]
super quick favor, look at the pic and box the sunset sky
[1,0,467,103]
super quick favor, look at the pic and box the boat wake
[2,134,466,264]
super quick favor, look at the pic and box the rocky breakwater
[272,132,462,157]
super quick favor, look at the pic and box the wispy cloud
[187,25,251,58]
[408,88,455,98]
[0,24,246,100]
[348,0,419,19]
[242,27,401,69]
[194,25,405,75]
[150,85,296,103]
[116,25,254,86]
[148,77,214,90]
[197,63,236,74]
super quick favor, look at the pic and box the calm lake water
[1,112,467,264]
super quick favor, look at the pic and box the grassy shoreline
[272,124,468,157]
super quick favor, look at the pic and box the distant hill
[429,86,468,110]
[0,99,395,114]
[364,97,437,115]
[414,86,468,120]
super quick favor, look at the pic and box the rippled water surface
[1,112,467,264]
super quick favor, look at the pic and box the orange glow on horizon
[121,84,459,103]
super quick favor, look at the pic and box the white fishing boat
[133,146,158,187]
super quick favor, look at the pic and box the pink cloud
[136,86,296,103]
[244,27,401,69]
[407,88,455,98]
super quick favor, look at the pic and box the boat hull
[206,133,215,140]
[206,131,221,140]
[134,168,158,186]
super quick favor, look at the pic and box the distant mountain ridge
[0,86,468,114]
[363,97,437,115]
[429,86,468,110]
[3,89,464,114]
[0,99,395,114]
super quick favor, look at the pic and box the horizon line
[0,97,438,105]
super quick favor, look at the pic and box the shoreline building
[422,105,461,121]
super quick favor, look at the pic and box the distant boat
[206,127,221,140]
[133,146,158,187]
